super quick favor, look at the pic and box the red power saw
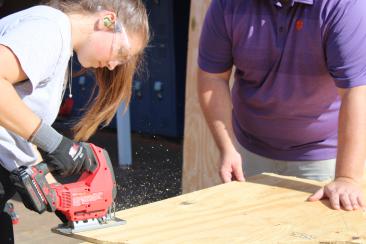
[10,144,125,234]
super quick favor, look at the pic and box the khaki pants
[236,144,336,181]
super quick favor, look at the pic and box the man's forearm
[197,69,236,153]
[336,86,366,182]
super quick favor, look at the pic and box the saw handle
[34,162,51,176]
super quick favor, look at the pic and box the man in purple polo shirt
[198,0,366,210]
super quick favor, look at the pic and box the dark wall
[130,0,191,138]
[0,0,41,18]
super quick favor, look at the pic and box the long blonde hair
[45,0,149,141]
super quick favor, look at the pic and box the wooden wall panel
[182,0,221,194]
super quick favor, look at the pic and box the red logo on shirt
[296,20,304,31]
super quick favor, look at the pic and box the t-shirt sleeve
[198,0,233,73]
[0,18,62,89]
[325,0,366,88]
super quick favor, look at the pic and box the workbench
[56,173,366,243]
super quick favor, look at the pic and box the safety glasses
[111,20,132,65]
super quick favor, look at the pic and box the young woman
[0,0,149,242]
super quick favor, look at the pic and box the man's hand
[308,177,365,211]
[220,149,245,183]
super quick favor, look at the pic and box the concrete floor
[9,128,183,243]
[12,195,80,244]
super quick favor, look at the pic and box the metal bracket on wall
[133,80,143,99]
[116,103,132,167]
[153,81,164,100]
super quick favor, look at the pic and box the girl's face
[76,21,143,70]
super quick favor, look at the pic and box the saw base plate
[52,217,126,235]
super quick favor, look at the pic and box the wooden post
[182,0,222,193]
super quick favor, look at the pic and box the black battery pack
[10,166,47,213]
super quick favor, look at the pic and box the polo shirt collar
[273,0,314,7]
[295,0,314,5]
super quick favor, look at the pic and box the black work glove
[29,122,96,177]
[39,137,96,177]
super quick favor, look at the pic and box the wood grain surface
[57,173,366,244]
[182,0,222,194]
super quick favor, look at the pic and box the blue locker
[130,0,190,138]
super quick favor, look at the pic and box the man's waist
[232,115,338,160]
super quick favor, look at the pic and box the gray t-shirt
[0,5,72,171]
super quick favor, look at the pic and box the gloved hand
[39,137,95,177]
[29,121,96,177]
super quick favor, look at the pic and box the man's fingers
[340,194,353,211]
[233,165,245,182]
[329,194,341,210]
[307,188,324,202]
[220,170,232,183]
[357,196,366,210]
[349,194,360,210]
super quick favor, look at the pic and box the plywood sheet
[57,174,366,243]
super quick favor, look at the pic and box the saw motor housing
[11,144,117,222]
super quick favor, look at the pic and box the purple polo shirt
[198,0,366,160]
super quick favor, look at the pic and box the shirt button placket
[277,10,287,48]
